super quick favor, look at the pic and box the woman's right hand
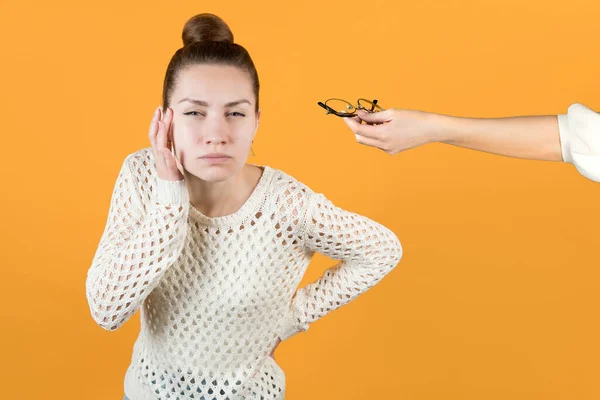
[149,106,184,181]
[343,108,444,155]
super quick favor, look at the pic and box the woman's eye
[183,111,204,116]
[228,112,246,117]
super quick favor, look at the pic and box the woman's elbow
[87,298,130,331]
[86,284,132,331]
[390,235,403,267]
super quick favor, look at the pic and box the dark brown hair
[162,14,260,112]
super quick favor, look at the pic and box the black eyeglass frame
[317,98,384,117]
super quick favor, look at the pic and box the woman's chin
[186,164,239,183]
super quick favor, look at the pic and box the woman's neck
[185,164,263,218]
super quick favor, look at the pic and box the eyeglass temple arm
[317,102,357,117]
[318,101,340,114]
[318,102,331,111]
[356,99,380,112]
[364,99,378,111]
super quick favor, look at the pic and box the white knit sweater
[86,148,403,400]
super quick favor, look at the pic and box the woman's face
[169,64,259,182]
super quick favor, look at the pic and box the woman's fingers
[149,106,183,180]
[157,119,166,149]
[158,108,174,149]
[148,107,160,158]
[344,115,387,140]
[175,156,184,176]
[167,122,185,175]
[354,133,383,149]
[162,148,177,171]
[342,115,390,151]
[357,109,393,125]
[162,148,185,180]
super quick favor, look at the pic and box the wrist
[427,112,461,144]
[155,177,188,205]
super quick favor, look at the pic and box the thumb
[357,109,392,124]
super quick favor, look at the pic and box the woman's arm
[277,190,403,341]
[344,103,600,182]
[441,114,562,161]
[85,154,189,331]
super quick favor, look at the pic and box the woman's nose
[203,119,229,145]
[204,135,227,145]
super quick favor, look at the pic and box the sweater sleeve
[277,191,403,341]
[85,154,190,331]
[557,103,600,182]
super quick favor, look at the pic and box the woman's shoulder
[122,147,154,172]
[264,166,316,204]
[266,167,316,220]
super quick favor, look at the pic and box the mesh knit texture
[86,148,403,400]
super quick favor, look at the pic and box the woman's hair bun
[182,13,234,46]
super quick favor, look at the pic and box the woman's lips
[199,154,232,163]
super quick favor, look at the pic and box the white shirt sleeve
[557,103,600,182]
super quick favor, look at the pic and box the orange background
[1,0,599,399]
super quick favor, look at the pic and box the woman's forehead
[177,64,252,90]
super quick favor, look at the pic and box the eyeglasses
[317,98,385,117]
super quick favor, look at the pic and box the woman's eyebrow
[224,99,251,107]
[178,98,251,107]
[178,98,209,106]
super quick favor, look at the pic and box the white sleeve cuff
[557,103,600,182]
[557,113,573,163]
[155,178,189,205]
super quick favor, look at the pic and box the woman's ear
[256,109,261,128]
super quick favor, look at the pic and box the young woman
[85,13,403,400]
